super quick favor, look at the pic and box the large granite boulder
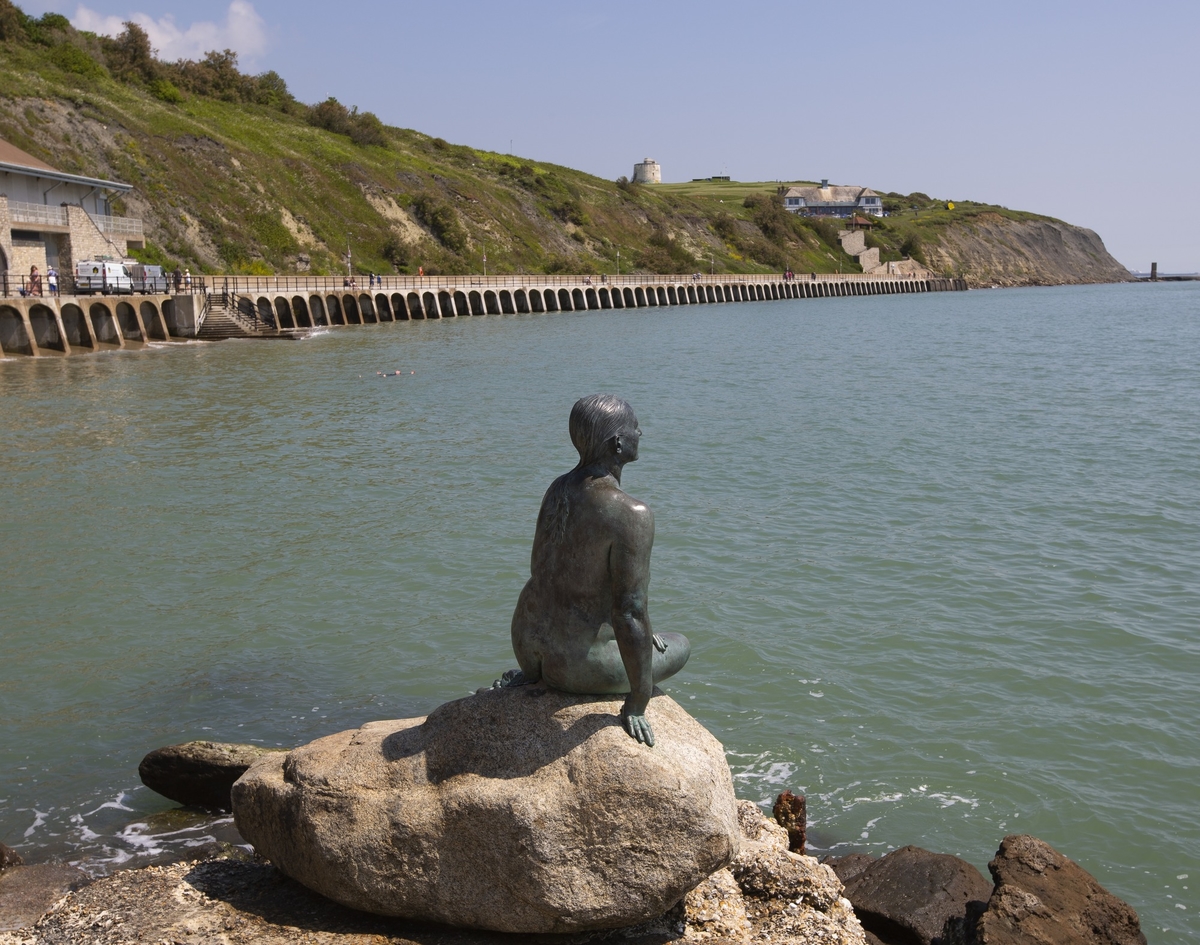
[140,741,284,810]
[232,685,739,934]
[841,845,992,945]
[973,835,1146,945]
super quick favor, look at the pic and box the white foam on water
[22,809,47,838]
[83,792,133,817]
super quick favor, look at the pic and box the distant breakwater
[0,272,967,356]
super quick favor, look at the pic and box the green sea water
[1,282,1197,940]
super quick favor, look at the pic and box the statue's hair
[540,394,637,541]
[569,393,637,467]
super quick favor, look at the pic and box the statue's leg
[651,632,691,684]
[542,643,630,694]
[541,632,692,695]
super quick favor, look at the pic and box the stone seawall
[0,273,968,356]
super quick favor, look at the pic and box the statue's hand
[620,708,655,747]
[652,634,667,653]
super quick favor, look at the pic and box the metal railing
[8,200,69,228]
[2,268,939,301]
[5,201,144,239]
[87,212,144,238]
[203,270,931,296]
[1,270,192,299]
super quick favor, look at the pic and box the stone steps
[196,296,277,340]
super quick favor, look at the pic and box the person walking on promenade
[47,266,58,295]
[184,269,192,290]
[28,265,42,296]
[173,267,183,292]
[418,266,424,277]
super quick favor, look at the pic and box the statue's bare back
[500,395,690,746]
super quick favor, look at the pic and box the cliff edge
[920,214,1131,288]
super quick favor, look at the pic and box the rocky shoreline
[0,733,1150,945]
[0,806,1148,945]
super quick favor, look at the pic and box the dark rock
[825,852,879,885]
[773,789,807,852]
[974,834,1146,945]
[842,845,992,945]
[0,843,22,873]
[0,863,89,932]
[139,741,284,810]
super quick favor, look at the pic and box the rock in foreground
[139,741,285,810]
[232,686,740,934]
[0,803,861,945]
[840,846,991,945]
[974,835,1146,945]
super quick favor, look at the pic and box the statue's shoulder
[610,488,654,533]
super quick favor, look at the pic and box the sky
[18,0,1200,271]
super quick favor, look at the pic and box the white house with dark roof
[1,137,143,294]
[779,180,884,218]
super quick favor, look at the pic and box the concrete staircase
[196,292,278,340]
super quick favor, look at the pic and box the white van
[127,264,169,294]
[74,260,133,295]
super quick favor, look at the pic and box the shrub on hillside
[148,77,183,102]
[173,49,246,102]
[50,41,105,78]
[805,217,842,249]
[712,213,738,241]
[744,192,798,245]
[552,197,590,226]
[635,230,696,273]
[307,97,389,148]
[411,194,468,254]
[899,234,926,264]
[348,110,388,148]
[381,233,412,270]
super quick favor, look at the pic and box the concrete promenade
[0,271,966,357]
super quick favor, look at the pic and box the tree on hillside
[101,22,158,83]
[0,0,27,41]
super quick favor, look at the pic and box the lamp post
[710,254,714,276]
[616,250,620,277]
[345,235,352,277]
[483,244,487,278]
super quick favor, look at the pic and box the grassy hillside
[0,4,1116,283]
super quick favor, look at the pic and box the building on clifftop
[779,180,883,218]
[1,137,143,295]
[633,158,661,184]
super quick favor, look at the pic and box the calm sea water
[1,283,1197,940]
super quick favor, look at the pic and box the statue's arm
[610,501,655,743]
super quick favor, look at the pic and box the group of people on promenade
[343,273,388,290]
[19,265,57,297]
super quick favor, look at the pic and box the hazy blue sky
[21,0,1200,271]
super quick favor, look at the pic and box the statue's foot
[492,668,537,689]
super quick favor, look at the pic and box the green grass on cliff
[0,5,1059,278]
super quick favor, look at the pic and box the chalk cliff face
[920,215,1131,288]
